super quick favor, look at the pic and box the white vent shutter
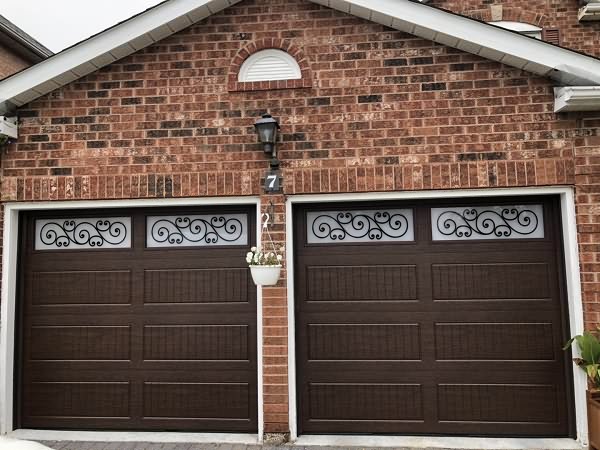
[238,49,302,82]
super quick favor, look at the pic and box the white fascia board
[0,0,240,113]
[315,0,600,85]
[554,86,600,112]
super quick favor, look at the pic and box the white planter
[249,265,282,286]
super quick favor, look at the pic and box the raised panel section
[435,323,555,361]
[438,384,558,423]
[144,325,248,361]
[309,384,423,421]
[30,326,130,361]
[35,217,131,250]
[143,383,249,419]
[307,209,414,243]
[32,270,131,305]
[25,382,130,418]
[432,263,550,300]
[308,324,420,361]
[144,268,249,304]
[307,265,417,301]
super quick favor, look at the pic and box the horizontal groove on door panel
[32,270,132,305]
[144,268,249,304]
[308,324,421,361]
[307,265,417,301]
[30,326,131,361]
[143,325,249,361]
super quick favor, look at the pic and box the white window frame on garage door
[0,196,264,445]
[285,186,587,448]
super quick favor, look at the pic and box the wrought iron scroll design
[435,206,543,239]
[38,219,129,249]
[309,210,412,242]
[148,215,246,246]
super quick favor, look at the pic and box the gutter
[0,15,53,61]
[554,86,600,112]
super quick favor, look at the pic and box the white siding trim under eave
[554,86,600,112]
[0,0,242,112]
[311,0,600,86]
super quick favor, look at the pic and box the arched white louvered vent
[238,49,302,82]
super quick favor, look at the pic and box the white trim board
[2,0,600,114]
[285,186,587,445]
[9,430,258,444]
[0,196,263,438]
[294,435,583,449]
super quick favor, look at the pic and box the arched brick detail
[502,8,548,27]
[460,7,548,28]
[228,38,313,92]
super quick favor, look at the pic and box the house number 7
[264,170,282,193]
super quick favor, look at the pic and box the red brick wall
[430,0,600,57]
[0,43,30,79]
[1,0,600,434]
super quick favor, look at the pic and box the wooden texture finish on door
[17,207,257,432]
[294,197,574,437]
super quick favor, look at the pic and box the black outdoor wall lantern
[254,113,280,169]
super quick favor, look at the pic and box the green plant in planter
[564,329,600,390]
[0,134,10,148]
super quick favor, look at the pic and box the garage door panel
[143,325,249,361]
[308,383,424,421]
[295,199,573,437]
[432,263,550,301]
[434,322,556,361]
[143,268,251,304]
[24,382,131,419]
[306,265,417,302]
[308,324,421,361]
[142,382,250,419]
[31,270,132,306]
[29,325,131,361]
[437,383,559,424]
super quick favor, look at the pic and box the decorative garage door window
[307,209,414,243]
[35,217,131,250]
[146,214,248,247]
[432,205,544,240]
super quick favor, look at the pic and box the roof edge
[554,86,600,112]
[0,15,53,61]
[3,0,600,114]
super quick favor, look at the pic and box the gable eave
[313,0,600,86]
[0,0,242,113]
[2,0,600,115]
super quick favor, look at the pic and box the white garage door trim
[285,186,586,447]
[0,196,263,444]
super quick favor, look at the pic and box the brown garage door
[17,206,257,432]
[295,197,574,437]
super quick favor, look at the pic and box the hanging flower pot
[246,246,284,286]
[249,264,282,286]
